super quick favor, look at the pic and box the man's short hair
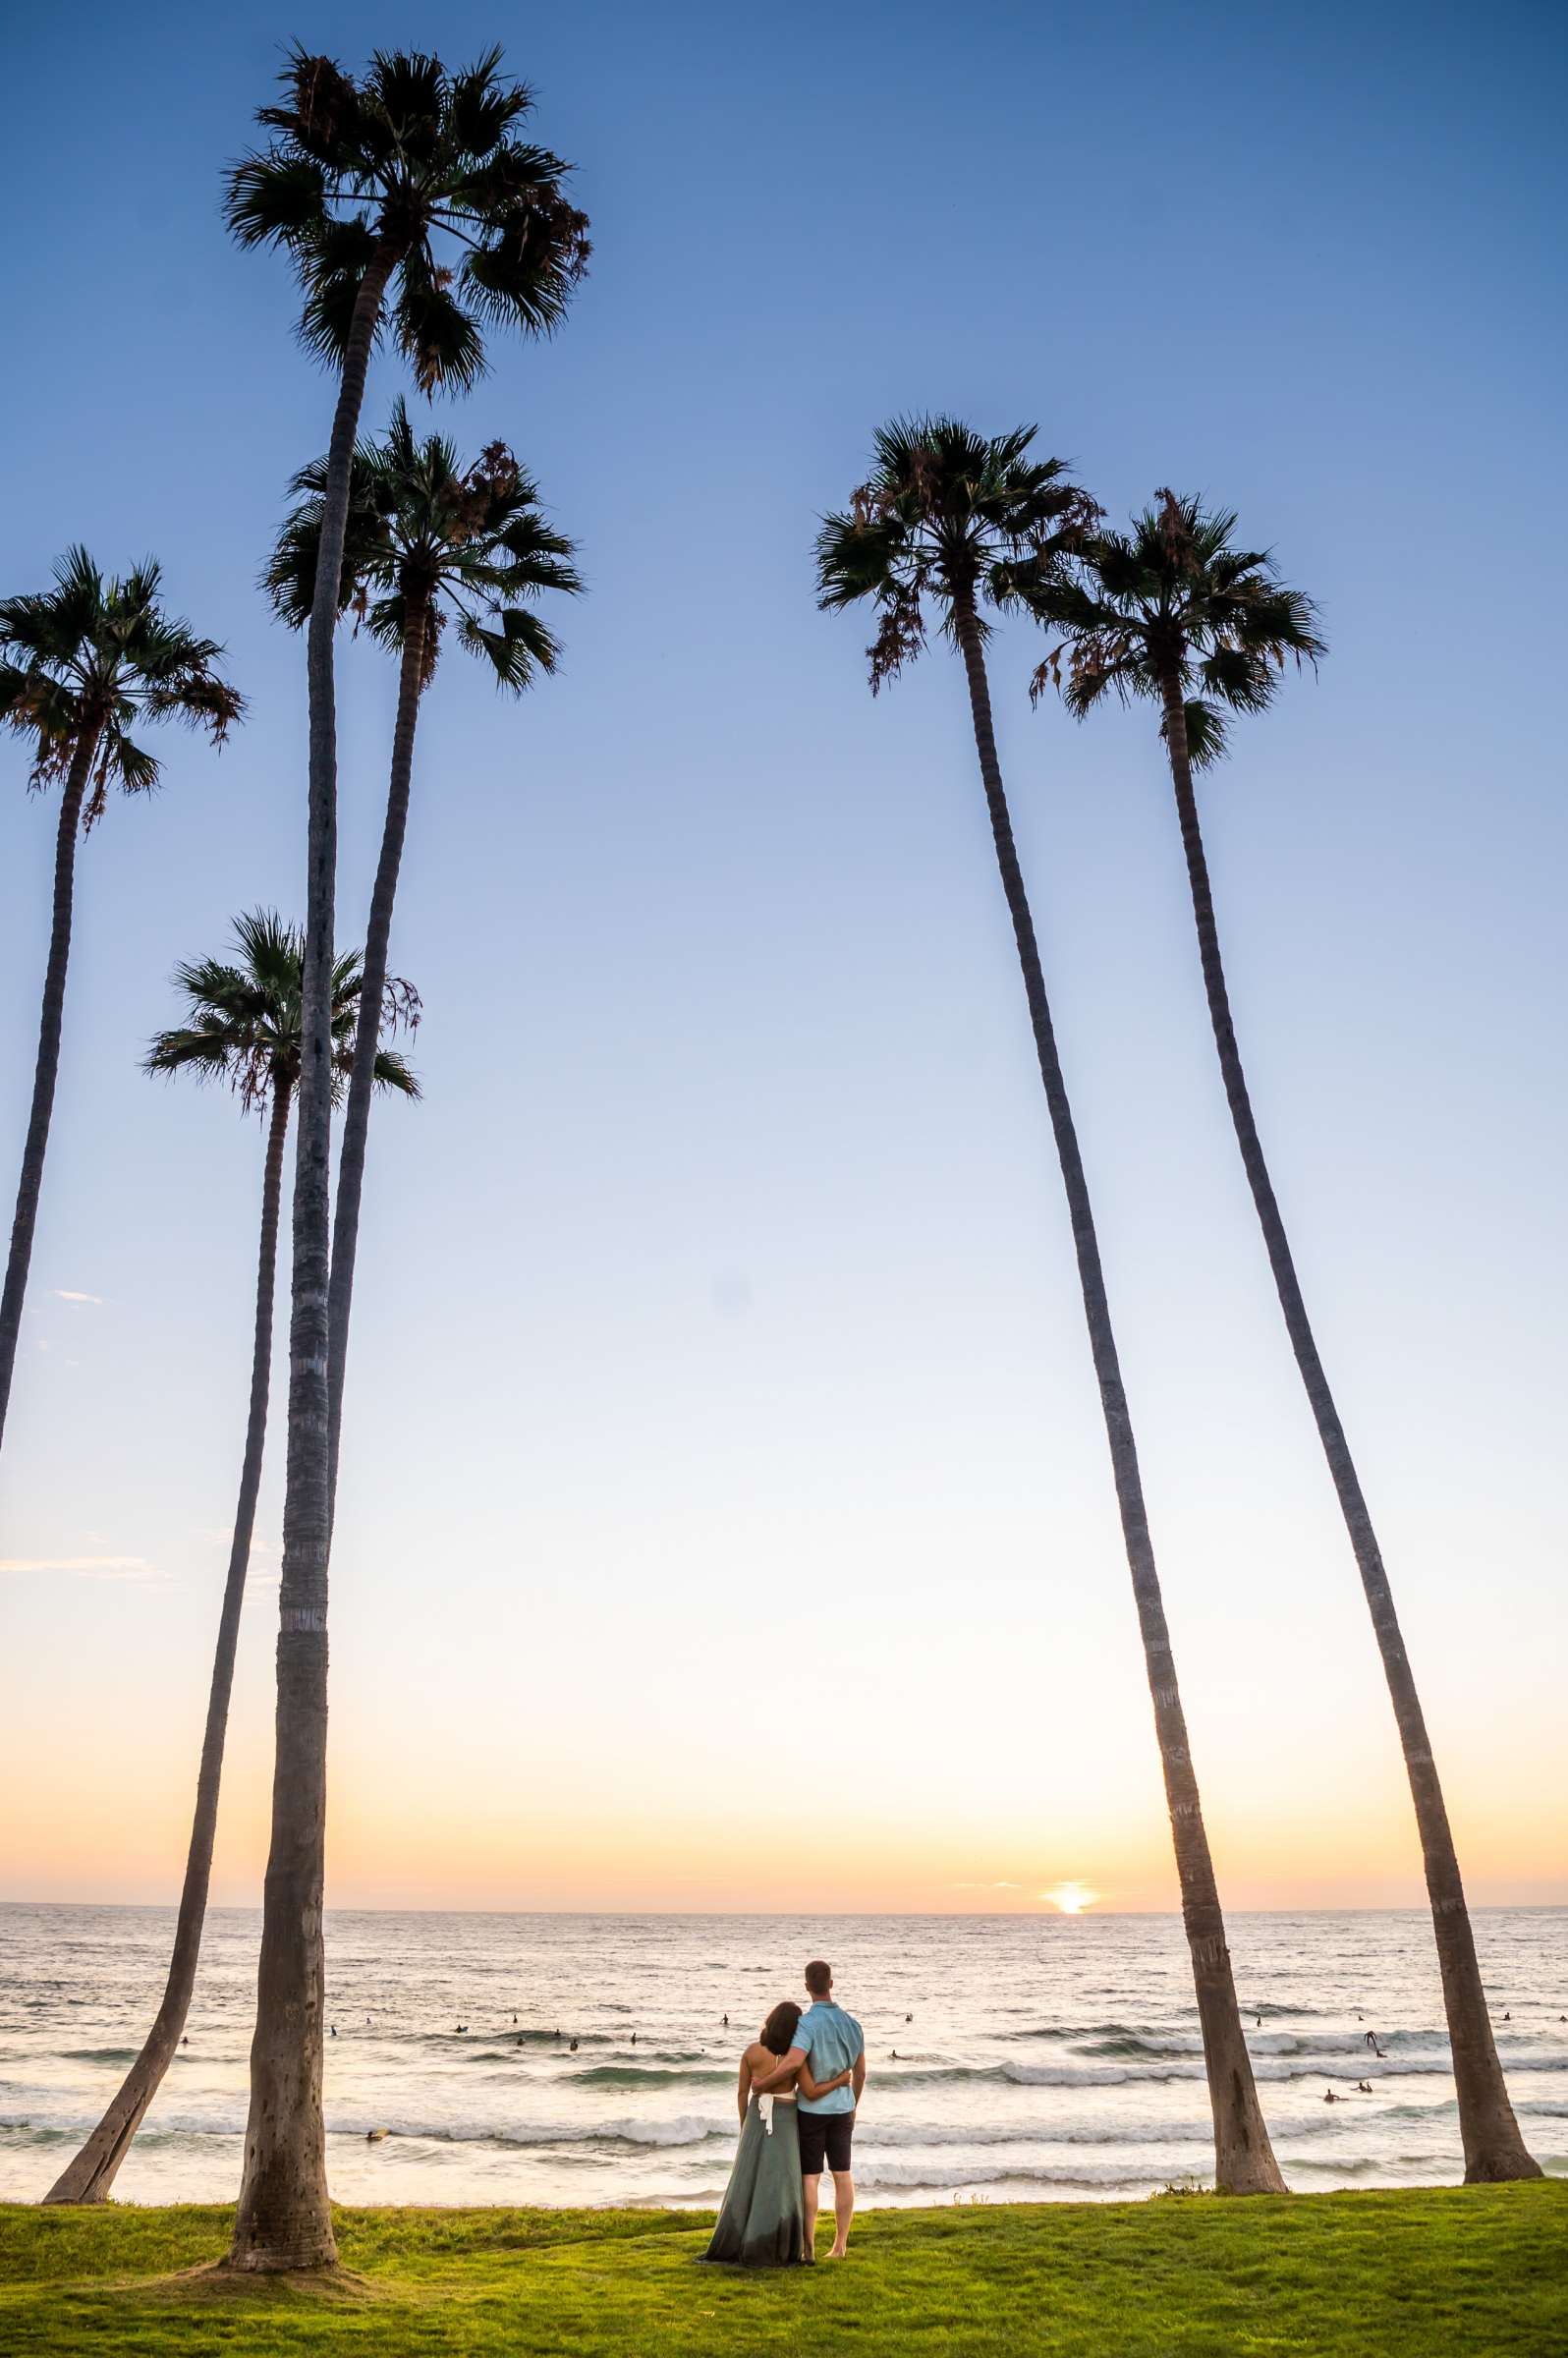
[805,1958,832,1997]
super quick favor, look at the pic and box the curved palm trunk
[44,1080,292,2203]
[954,602,1283,2194]
[1158,678,1540,2183]
[326,600,426,1508]
[0,723,102,1453]
[230,238,401,2275]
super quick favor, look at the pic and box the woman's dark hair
[760,2000,802,2056]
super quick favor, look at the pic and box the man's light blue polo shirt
[795,1999,863,2114]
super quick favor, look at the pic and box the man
[754,1958,865,2259]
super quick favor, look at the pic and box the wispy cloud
[950,1880,1024,1891]
[52,1289,104,1306]
[1,1554,156,1579]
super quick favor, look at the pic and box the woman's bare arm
[736,2049,755,2125]
[795,2055,853,2102]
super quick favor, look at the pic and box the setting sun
[1040,1881,1100,1915]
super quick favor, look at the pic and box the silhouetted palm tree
[1028,490,1540,2183]
[44,915,415,2206]
[816,421,1284,2194]
[264,398,580,1498]
[226,44,587,2270]
[0,549,242,1456]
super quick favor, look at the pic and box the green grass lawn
[1,2183,1563,2356]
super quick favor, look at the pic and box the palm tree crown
[1026,490,1325,762]
[815,415,1095,685]
[145,910,418,1113]
[225,44,590,392]
[0,547,244,822]
[262,398,581,688]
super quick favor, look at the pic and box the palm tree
[1027,492,1540,2183]
[226,46,587,2269]
[43,916,416,2206]
[263,398,580,1501]
[0,549,243,1456]
[816,421,1285,2195]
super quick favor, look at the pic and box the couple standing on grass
[701,1959,867,2267]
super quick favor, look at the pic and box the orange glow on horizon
[1040,1881,1100,1915]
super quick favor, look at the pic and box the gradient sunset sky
[1,0,1564,1916]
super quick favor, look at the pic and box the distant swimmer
[1357,2081,1373,2095]
[631,2033,638,2046]
[1503,2011,1511,2022]
[330,2025,337,2038]
[1256,2016,1262,2029]
[722,2014,728,2027]
[569,2038,579,2052]
[366,2128,388,2143]
[516,2036,524,2048]
[905,2013,913,2023]
[891,2049,900,2060]
[1322,2088,1343,2103]
[181,2036,189,2047]
[456,2023,468,2035]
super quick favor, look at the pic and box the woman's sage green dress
[700,2093,806,2266]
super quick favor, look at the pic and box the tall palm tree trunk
[44,1080,293,2204]
[0,722,102,1452]
[1158,678,1540,2183]
[953,599,1284,2194]
[230,240,401,2275]
[326,600,426,1507]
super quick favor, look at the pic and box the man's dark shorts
[798,2108,855,2176]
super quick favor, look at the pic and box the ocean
[1,1904,1564,2209]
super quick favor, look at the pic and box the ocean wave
[1070,2028,1561,2065]
[2,2108,734,2153]
[862,2110,1366,2151]
[403,2114,732,2152]
[1001,2009,1333,2045]
[855,2158,1159,2193]
[442,2029,614,2051]
[0,2095,1473,2159]
[887,2049,1568,2090]
[572,2066,733,2090]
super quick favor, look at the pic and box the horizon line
[2,1898,1562,1920]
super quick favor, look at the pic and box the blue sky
[1,0,1564,1911]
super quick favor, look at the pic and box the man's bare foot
[826,2244,849,2260]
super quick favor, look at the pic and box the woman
[700,1999,852,2266]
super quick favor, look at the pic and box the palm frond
[230,44,588,388]
[146,910,419,1117]
[1167,697,1230,769]
[393,249,486,392]
[817,418,1086,694]
[454,603,561,690]
[1033,490,1322,752]
[369,1046,420,1097]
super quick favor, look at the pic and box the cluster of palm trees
[2,49,586,2267]
[0,41,1538,2278]
[813,417,1540,2196]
